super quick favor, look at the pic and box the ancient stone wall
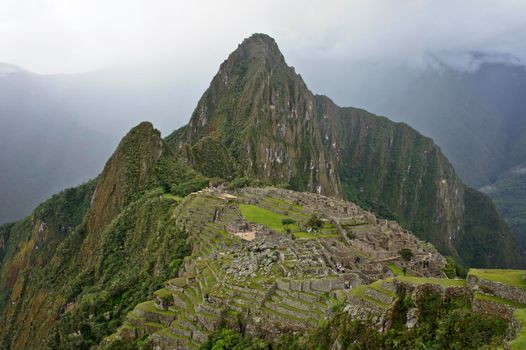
[468,275,526,304]
[472,299,515,321]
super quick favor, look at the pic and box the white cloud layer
[1,0,526,74]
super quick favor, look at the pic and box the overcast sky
[1,0,526,75]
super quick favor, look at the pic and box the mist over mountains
[318,60,526,250]
[2,0,526,347]
[0,63,202,224]
[2,54,526,253]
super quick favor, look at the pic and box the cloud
[1,0,526,74]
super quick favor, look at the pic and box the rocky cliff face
[83,122,168,262]
[87,121,166,234]
[173,34,341,197]
[169,33,522,268]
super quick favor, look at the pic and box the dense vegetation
[347,63,526,259]
[201,289,508,350]
[456,187,520,267]
[47,191,190,349]
[0,123,205,349]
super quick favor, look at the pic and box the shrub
[399,248,414,261]
[281,218,296,226]
[443,257,467,278]
[306,214,323,231]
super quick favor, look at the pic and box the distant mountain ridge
[379,63,526,187]
[0,60,198,225]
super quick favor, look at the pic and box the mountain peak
[227,33,286,67]
[86,121,165,235]
[239,33,278,49]
[170,35,525,269]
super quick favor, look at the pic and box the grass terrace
[163,193,183,202]
[369,279,397,298]
[469,269,526,289]
[388,263,404,276]
[136,301,177,317]
[153,288,173,299]
[349,285,391,309]
[387,263,417,277]
[239,203,341,239]
[239,204,291,233]
[474,293,526,309]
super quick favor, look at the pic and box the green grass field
[239,203,339,239]
[387,263,418,277]
[388,263,404,276]
[239,204,291,232]
[163,193,183,202]
[469,269,526,289]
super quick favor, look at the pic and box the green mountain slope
[168,33,523,268]
[331,62,526,253]
[0,123,201,349]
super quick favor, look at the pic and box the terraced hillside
[95,187,526,349]
[467,269,526,349]
[102,187,449,348]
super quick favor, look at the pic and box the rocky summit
[0,33,526,350]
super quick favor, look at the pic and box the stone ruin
[109,187,450,349]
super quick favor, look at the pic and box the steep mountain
[325,62,526,252]
[0,122,203,349]
[168,34,523,268]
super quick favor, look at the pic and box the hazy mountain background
[0,63,203,224]
[2,56,526,252]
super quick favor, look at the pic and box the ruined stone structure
[103,187,451,349]
[100,189,526,350]
[102,188,526,349]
